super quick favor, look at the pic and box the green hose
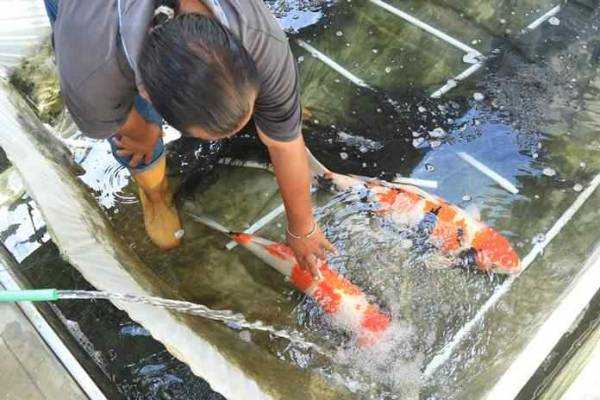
[0,289,59,302]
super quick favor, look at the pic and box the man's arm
[258,129,336,277]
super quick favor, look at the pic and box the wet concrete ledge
[0,300,87,400]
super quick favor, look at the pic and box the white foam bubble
[543,167,557,177]
[333,319,424,397]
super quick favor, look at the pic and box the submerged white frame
[486,244,600,399]
[250,4,600,397]
[366,0,486,99]
[295,1,561,98]
[296,0,485,98]
[246,3,560,242]
[424,173,600,378]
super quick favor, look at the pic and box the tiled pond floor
[1,0,599,398]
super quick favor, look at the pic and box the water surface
[2,0,600,398]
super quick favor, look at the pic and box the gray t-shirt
[53,0,301,141]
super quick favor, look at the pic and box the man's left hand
[116,105,162,168]
[114,123,161,168]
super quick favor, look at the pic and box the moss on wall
[9,40,62,124]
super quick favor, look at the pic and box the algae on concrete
[8,40,62,124]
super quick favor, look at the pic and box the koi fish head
[306,150,360,192]
[233,233,297,277]
[471,227,521,274]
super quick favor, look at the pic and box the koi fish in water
[189,214,391,346]
[306,151,521,274]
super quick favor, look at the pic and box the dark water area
[1,201,225,400]
[2,0,600,399]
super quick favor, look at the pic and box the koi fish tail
[188,212,296,276]
[305,148,364,192]
[305,148,330,178]
[291,261,391,347]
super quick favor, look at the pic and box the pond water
[2,0,600,399]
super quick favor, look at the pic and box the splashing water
[277,189,477,397]
[333,320,424,398]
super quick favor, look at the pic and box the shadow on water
[2,0,600,399]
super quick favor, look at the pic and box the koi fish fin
[348,174,378,183]
[465,204,482,221]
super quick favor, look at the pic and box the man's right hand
[116,106,162,168]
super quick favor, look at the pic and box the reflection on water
[3,0,600,398]
[70,135,137,209]
[265,0,331,32]
[0,197,49,262]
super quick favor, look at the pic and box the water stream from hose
[57,290,330,356]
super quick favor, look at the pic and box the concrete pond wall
[1,0,600,399]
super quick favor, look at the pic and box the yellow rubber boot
[134,156,182,250]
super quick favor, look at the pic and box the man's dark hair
[139,13,260,137]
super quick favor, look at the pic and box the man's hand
[286,224,336,278]
[116,105,162,168]
[257,128,338,278]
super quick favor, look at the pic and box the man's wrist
[287,217,316,237]
[287,221,317,239]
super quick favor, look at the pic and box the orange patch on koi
[313,281,342,313]
[234,233,253,245]
[361,305,391,333]
[437,205,457,222]
[377,189,398,207]
[320,267,362,296]
[266,243,295,260]
[472,227,520,272]
[432,222,461,252]
[290,265,314,292]
[423,200,438,213]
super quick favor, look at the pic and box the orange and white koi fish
[306,151,521,274]
[189,214,391,346]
